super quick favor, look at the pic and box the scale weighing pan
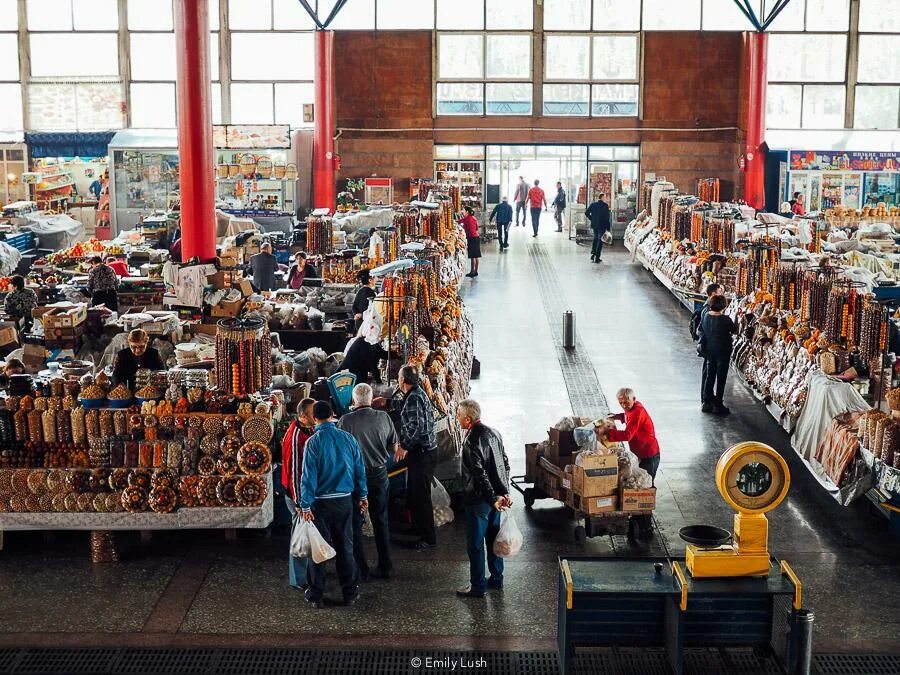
[679,525,731,547]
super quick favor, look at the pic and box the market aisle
[462,224,900,652]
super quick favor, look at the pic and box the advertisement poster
[790,150,900,172]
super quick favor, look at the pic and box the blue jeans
[285,496,309,589]
[465,501,504,593]
[515,201,526,225]
[306,496,358,601]
[530,208,542,235]
[353,465,393,575]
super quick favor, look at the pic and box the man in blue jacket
[489,196,514,250]
[300,400,369,608]
[585,193,612,263]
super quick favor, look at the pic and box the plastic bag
[432,477,455,527]
[289,516,311,559]
[289,517,336,563]
[493,511,523,557]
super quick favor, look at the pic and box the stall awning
[24,131,116,158]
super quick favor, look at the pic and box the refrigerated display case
[790,170,862,211]
[864,172,900,207]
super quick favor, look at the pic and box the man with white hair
[248,240,278,291]
[607,387,660,539]
[337,382,399,579]
[456,399,511,599]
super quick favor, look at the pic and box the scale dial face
[716,442,790,514]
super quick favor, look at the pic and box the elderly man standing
[338,383,398,580]
[397,364,438,551]
[300,401,368,608]
[456,399,512,599]
[607,387,660,539]
[248,241,279,291]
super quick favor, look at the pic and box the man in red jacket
[607,387,660,539]
[282,397,315,589]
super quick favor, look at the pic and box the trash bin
[563,311,575,349]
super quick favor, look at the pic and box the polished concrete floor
[1,225,899,655]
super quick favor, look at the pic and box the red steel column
[174,0,216,262]
[313,30,336,210]
[744,31,768,209]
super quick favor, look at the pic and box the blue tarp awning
[24,131,116,158]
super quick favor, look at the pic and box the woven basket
[216,164,229,179]
[227,164,240,178]
[273,163,286,179]
[257,157,273,179]
[284,163,298,180]
[239,153,257,177]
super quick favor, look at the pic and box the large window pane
[767,34,846,82]
[273,0,316,29]
[591,83,638,116]
[27,0,72,30]
[859,0,900,32]
[802,85,845,128]
[486,0,531,29]
[0,34,18,81]
[855,86,899,129]
[593,0,640,31]
[436,82,484,115]
[543,0,590,31]
[806,0,849,31]
[766,84,801,128]
[437,0,484,29]
[211,82,221,125]
[486,82,531,114]
[0,83,22,131]
[592,35,637,80]
[702,0,754,31]
[642,0,700,30]
[766,0,804,31]
[73,0,118,30]
[130,83,176,127]
[329,0,375,29]
[30,34,118,77]
[229,0,271,29]
[75,83,125,130]
[208,0,219,31]
[231,33,313,80]
[545,35,589,80]
[858,35,900,84]
[128,0,173,30]
[275,82,313,127]
[28,83,76,130]
[0,0,17,30]
[438,34,484,79]
[542,83,589,116]
[231,83,273,124]
[377,0,434,29]
[486,34,530,79]
[130,33,176,81]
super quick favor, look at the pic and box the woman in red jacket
[458,206,481,278]
[607,387,660,540]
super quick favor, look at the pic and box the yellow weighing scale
[684,441,791,578]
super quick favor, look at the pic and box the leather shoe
[410,540,436,552]
[487,578,503,590]
[343,592,360,607]
[304,593,325,609]
[713,404,731,416]
[701,402,714,413]
[456,585,486,599]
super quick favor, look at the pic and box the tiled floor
[0,225,898,654]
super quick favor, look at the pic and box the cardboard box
[208,271,230,290]
[44,324,86,340]
[525,443,543,483]
[620,487,657,512]
[574,493,618,515]
[236,279,254,297]
[210,299,243,318]
[535,465,561,500]
[24,343,46,360]
[35,303,87,329]
[560,469,574,492]
[538,456,562,477]
[564,488,577,510]
[0,321,18,347]
[573,454,618,498]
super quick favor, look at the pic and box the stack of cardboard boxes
[526,418,656,516]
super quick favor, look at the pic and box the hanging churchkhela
[215,318,273,396]
[306,215,334,254]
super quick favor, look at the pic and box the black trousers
[496,222,510,246]
[591,229,606,258]
[515,201,526,224]
[701,350,731,405]
[406,451,436,545]
[353,465,392,575]
[634,455,660,533]
[530,207,542,235]
[91,289,118,312]
[306,496,357,601]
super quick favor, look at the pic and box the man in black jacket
[552,182,567,232]
[585,193,612,263]
[455,399,512,599]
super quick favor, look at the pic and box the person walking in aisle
[513,176,528,227]
[283,398,316,590]
[397,365,438,551]
[585,193,611,262]
[299,401,368,608]
[489,196,513,250]
[338,383,398,580]
[698,294,737,416]
[552,181,567,233]
[527,179,548,237]
[690,283,725,405]
[455,399,512,599]
[459,206,481,278]
[607,388,660,539]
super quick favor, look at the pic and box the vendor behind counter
[112,328,164,388]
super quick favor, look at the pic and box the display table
[334,209,392,234]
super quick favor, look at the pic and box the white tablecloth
[792,370,869,461]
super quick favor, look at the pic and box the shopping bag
[431,477,455,527]
[289,516,311,559]
[493,510,524,557]
[601,230,613,245]
[289,517,336,563]
[307,520,337,564]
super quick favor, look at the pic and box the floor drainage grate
[213,649,315,675]
[113,648,215,675]
[529,244,609,419]
[12,649,118,674]
[814,653,900,674]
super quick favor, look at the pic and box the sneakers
[456,585,486,599]
[304,592,325,609]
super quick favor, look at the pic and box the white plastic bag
[493,510,523,557]
[289,516,311,559]
[431,477,455,527]
[289,517,336,564]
